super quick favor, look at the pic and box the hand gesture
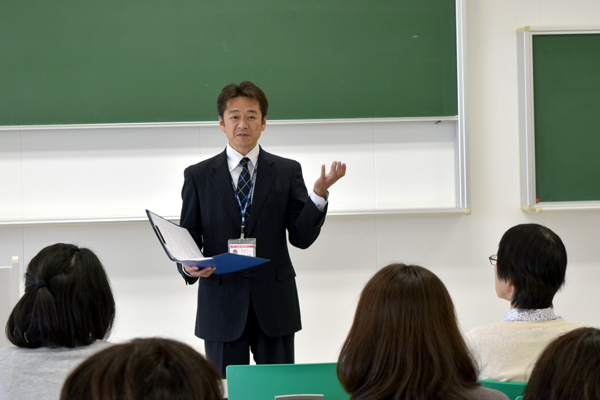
[313,161,346,197]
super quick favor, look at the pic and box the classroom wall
[1,0,600,359]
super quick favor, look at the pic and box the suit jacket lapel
[247,147,276,236]
[210,150,241,226]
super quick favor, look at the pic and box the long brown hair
[337,263,479,400]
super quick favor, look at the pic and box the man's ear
[219,116,226,132]
[495,266,515,303]
[505,280,516,305]
[506,279,515,295]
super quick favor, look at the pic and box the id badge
[228,238,256,257]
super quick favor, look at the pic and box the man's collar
[226,144,260,171]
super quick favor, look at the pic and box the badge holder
[228,238,256,257]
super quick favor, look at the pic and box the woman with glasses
[465,224,584,382]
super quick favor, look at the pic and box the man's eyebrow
[227,109,259,114]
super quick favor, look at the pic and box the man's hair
[217,81,268,120]
[60,337,223,400]
[524,327,600,400]
[5,243,115,348]
[337,263,479,400]
[497,223,567,309]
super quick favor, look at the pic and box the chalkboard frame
[0,1,470,224]
[1,0,459,127]
[518,26,600,212]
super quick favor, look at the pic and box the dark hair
[60,337,223,400]
[337,263,479,400]
[523,327,600,400]
[5,243,115,348]
[496,223,567,309]
[217,81,268,120]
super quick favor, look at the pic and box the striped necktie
[237,157,251,218]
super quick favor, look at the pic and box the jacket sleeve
[286,161,327,249]
[177,166,202,285]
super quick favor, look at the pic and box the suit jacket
[178,147,327,342]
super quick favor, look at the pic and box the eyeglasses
[489,255,498,265]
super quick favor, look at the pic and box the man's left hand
[313,161,346,197]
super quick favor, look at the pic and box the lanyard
[231,160,258,238]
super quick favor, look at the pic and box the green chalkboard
[0,0,457,126]
[532,34,600,202]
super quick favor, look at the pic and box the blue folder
[146,209,269,274]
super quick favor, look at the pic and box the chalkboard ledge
[521,25,600,34]
[0,207,470,226]
[0,117,458,131]
[522,202,600,213]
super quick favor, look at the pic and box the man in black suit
[178,81,345,376]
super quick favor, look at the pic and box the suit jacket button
[243,272,249,278]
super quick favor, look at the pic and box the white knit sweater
[466,318,584,382]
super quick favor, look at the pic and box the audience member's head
[495,223,567,309]
[60,337,223,400]
[5,243,115,348]
[337,263,479,400]
[523,327,600,400]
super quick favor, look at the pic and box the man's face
[219,96,266,155]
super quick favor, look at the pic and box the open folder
[146,210,269,274]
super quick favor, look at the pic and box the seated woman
[465,223,584,382]
[523,327,600,400]
[337,263,508,400]
[60,337,223,400]
[0,243,115,400]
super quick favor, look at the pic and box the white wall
[1,0,600,363]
